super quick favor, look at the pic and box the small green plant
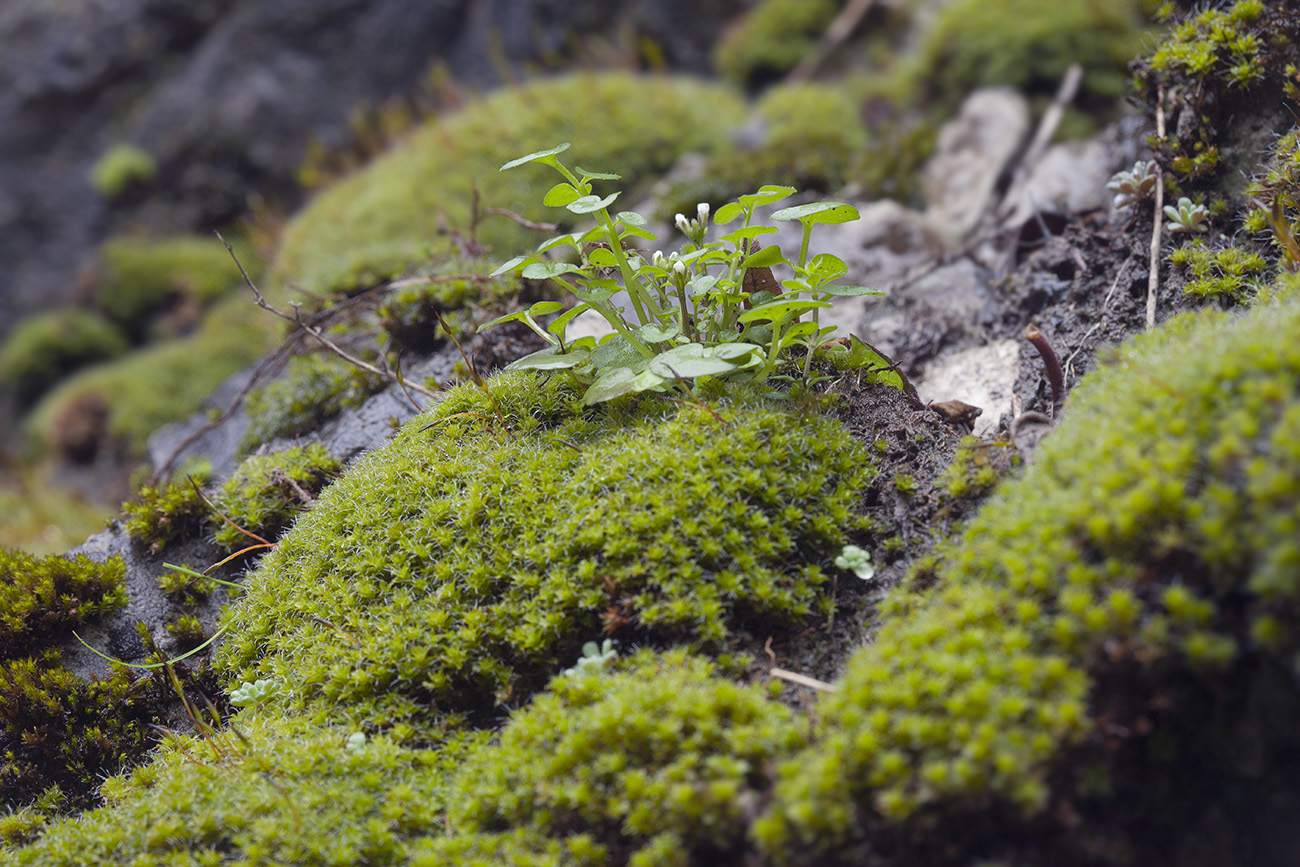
[1169,241,1269,300]
[1106,159,1158,209]
[561,639,617,677]
[229,678,278,708]
[486,143,881,404]
[1165,196,1211,233]
[834,544,876,581]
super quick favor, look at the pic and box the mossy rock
[94,236,259,342]
[27,297,276,459]
[216,374,873,733]
[0,548,126,659]
[4,713,476,865]
[0,309,128,408]
[713,0,840,89]
[417,650,803,866]
[756,288,1300,862]
[211,443,342,550]
[240,352,386,455]
[924,0,1151,111]
[270,72,746,297]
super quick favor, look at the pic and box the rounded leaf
[522,262,584,280]
[500,143,570,171]
[714,202,746,225]
[567,193,620,214]
[770,202,860,225]
[543,183,582,207]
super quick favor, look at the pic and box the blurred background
[0,0,1165,553]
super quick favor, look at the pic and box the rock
[923,88,1030,249]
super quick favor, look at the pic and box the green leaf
[490,255,529,277]
[819,284,885,297]
[770,202,860,225]
[543,183,582,207]
[527,301,566,317]
[615,211,648,226]
[583,367,667,405]
[649,343,754,379]
[500,143,570,171]
[808,252,848,280]
[741,245,786,268]
[522,262,583,280]
[537,232,583,254]
[587,247,619,268]
[739,185,797,209]
[688,274,718,298]
[738,297,830,324]
[719,225,778,246]
[478,309,557,345]
[572,280,617,304]
[637,322,681,343]
[506,346,591,371]
[576,166,621,181]
[548,303,592,340]
[590,335,644,369]
[714,202,745,225]
[567,193,620,214]
[618,223,658,242]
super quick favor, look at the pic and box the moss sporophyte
[484,143,883,403]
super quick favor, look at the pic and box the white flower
[673,260,687,276]
[675,213,691,235]
[697,202,710,224]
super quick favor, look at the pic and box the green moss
[658,82,870,218]
[28,296,277,458]
[0,310,129,407]
[241,353,385,454]
[924,0,1148,108]
[6,713,478,865]
[122,469,211,554]
[756,290,1300,860]
[88,144,156,198]
[217,374,873,732]
[416,650,803,867]
[211,443,341,550]
[1136,1,1300,191]
[271,73,746,297]
[94,236,258,342]
[938,437,1014,502]
[378,259,525,354]
[713,0,839,88]
[1169,240,1270,300]
[0,548,126,659]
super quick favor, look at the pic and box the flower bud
[675,213,691,235]
[697,202,710,224]
[673,260,687,276]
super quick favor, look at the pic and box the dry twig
[1148,88,1167,331]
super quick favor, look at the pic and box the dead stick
[786,0,876,84]
[999,64,1083,219]
[1148,88,1166,331]
[770,667,837,693]
[216,232,439,400]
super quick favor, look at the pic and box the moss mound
[757,291,1300,861]
[211,443,341,550]
[0,549,126,659]
[217,374,872,732]
[271,72,746,297]
[713,0,839,89]
[240,352,385,455]
[417,650,803,866]
[5,713,474,866]
[0,310,128,408]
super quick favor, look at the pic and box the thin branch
[216,231,439,400]
[786,0,876,84]
[999,63,1083,219]
[770,667,837,693]
[1148,88,1167,331]
[482,207,558,233]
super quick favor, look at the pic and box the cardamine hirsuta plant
[484,143,882,404]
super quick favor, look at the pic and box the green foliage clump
[1137,0,1300,189]
[1169,240,1270,300]
[88,144,156,198]
[0,653,168,814]
[6,713,477,865]
[241,353,385,453]
[271,72,746,297]
[27,297,276,458]
[924,0,1148,110]
[713,0,839,88]
[756,291,1300,860]
[94,236,258,342]
[0,548,127,659]
[211,443,341,550]
[218,373,873,731]
[1244,126,1300,259]
[378,259,524,354]
[0,310,128,407]
[121,469,211,554]
[416,650,803,867]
